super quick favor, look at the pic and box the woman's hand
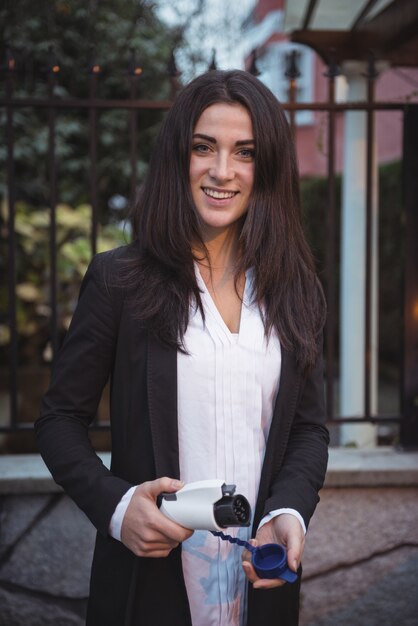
[242,513,305,589]
[121,477,194,558]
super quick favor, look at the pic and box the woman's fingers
[242,559,286,589]
[241,516,305,588]
[121,477,193,557]
[140,476,183,499]
[241,538,284,588]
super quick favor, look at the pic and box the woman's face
[189,102,255,241]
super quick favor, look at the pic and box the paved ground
[301,546,418,625]
[1,450,418,625]
[299,486,418,626]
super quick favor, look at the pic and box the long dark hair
[124,69,326,371]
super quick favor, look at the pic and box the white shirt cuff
[108,485,137,541]
[258,508,307,535]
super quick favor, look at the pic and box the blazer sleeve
[35,251,134,537]
[262,344,329,530]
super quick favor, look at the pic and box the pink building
[243,0,418,177]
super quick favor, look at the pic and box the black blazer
[35,245,329,626]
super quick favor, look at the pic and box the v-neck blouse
[177,267,282,626]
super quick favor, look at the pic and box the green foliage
[377,160,403,379]
[0,200,127,365]
[300,174,342,279]
[1,0,179,97]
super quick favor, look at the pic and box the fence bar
[0,97,406,113]
[129,76,139,204]
[288,79,296,138]
[400,105,418,448]
[168,49,180,100]
[81,415,402,428]
[326,415,401,425]
[5,66,18,428]
[325,64,338,420]
[364,60,377,419]
[48,67,59,361]
[89,70,99,255]
[285,50,301,138]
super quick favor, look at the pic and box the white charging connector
[160,479,251,531]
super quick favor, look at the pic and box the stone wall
[0,449,418,626]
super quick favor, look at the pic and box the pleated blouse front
[177,267,282,626]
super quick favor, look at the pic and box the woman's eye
[192,144,210,154]
[238,148,255,159]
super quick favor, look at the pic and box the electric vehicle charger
[160,479,251,530]
[160,479,298,583]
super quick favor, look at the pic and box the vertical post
[47,48,59,362]
[285,50,300,140]
[208,49,217,71]
[340,61,378,447]
[288,78,296,139]
[88,48,100,256]
[401,105,418,448]
[325,60,339,420]
[364,57,379,422]
[167,49,179,101]
[5,48,18,428]
[129,50,142,206]
[248,49,260,77]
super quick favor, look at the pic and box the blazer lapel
[147,334,180,479]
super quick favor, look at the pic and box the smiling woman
[188,101,257,333]
[36,70,329,626]
[190,102,255,239]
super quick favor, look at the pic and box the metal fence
[1,50,417,449]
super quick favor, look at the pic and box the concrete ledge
[0,448,418,494]
[325,447,418,487]
[0,452,111,494]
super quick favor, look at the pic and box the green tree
[0,0,185,210]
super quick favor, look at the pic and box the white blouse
[177,267,282,626]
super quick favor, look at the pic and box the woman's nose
[209,154,234,182]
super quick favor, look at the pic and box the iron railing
[1,49,417,449]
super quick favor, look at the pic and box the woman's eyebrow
[192,133,216,143]
[192,133,255,146]
[235,139,255,147]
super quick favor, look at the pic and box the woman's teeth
[203,188,237,199]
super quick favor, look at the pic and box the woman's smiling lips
[202,187,239,202]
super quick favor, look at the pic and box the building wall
[244,0,418,177]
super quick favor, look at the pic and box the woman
[36,70,329,626]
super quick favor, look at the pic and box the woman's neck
[194,225,240,274]
[193,226,246,333]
